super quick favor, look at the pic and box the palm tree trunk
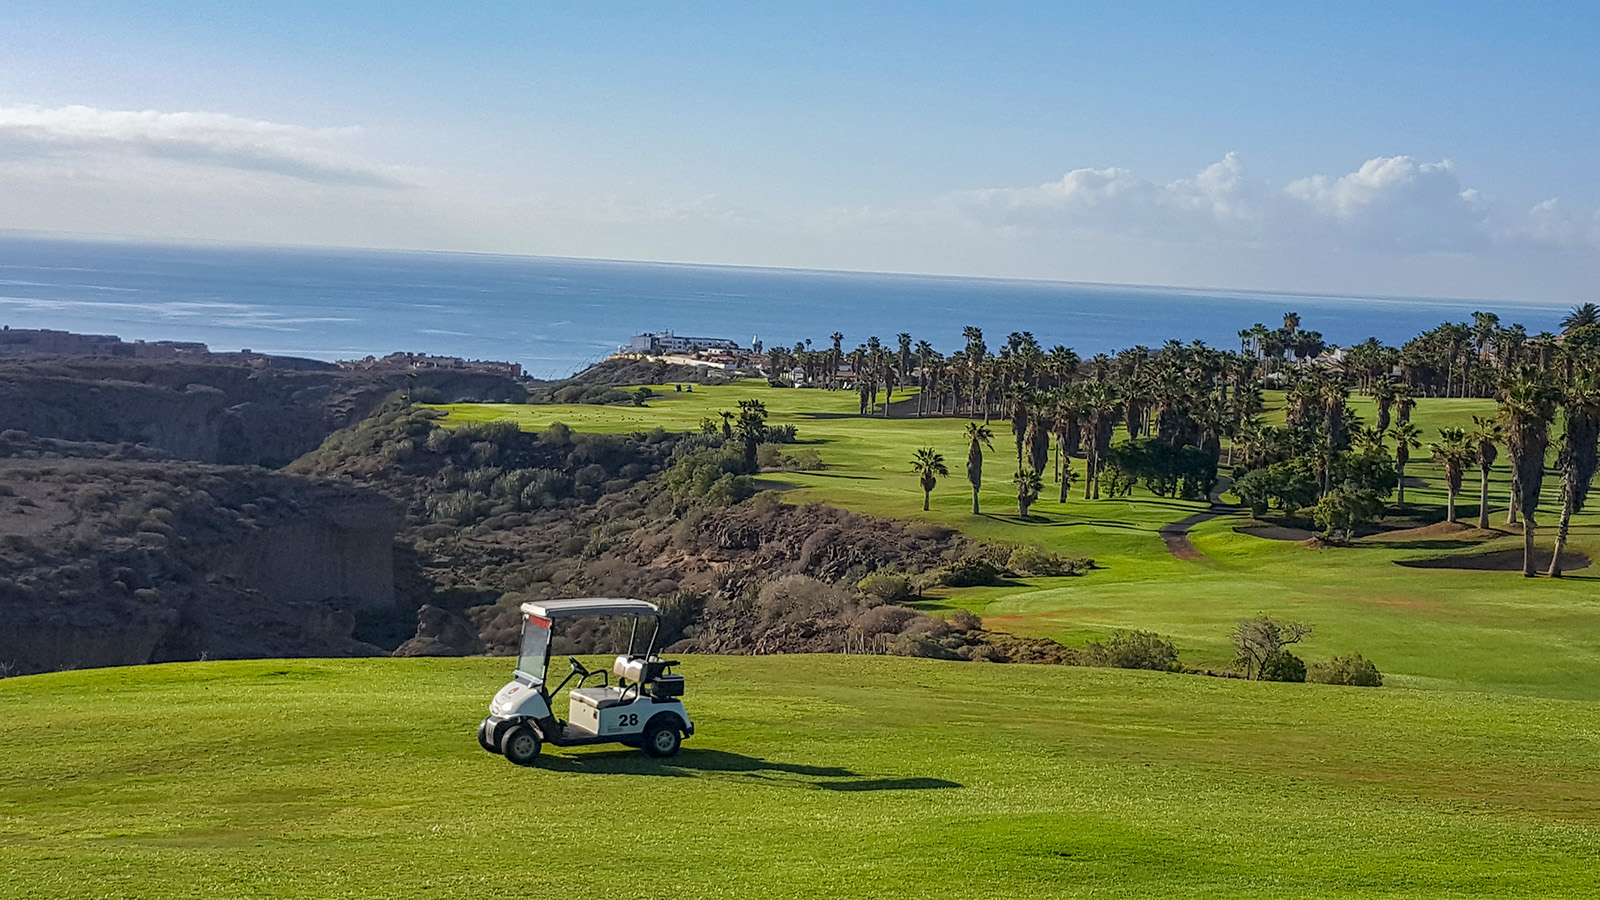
[1477,467,1491,529]
[971,484,980,515]
[1396,464,1406,503]
[1522,513,1538,578]
[1446,490,1456,524]
[1548,493,1574,577]
[1506,492,1518,525]
[923,489,931,512]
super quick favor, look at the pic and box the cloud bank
[954,153,1590,255]
[0,104,406,189]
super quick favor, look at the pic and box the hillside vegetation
[436,381,1600,699]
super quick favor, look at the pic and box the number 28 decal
[619,713,639,727]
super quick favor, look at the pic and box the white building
[626,331,739,354]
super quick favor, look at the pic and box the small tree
[733,399,768,472]
[965,421,993,514]
[1230,615,1313,680]
[910,447,949,512]
[1312,487,1384,541]
[1014,467,1043,517]
[1429,427,1474,524]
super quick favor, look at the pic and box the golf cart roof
[520,598,660,620]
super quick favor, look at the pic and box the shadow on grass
[531,748,962,791]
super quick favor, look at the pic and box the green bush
[1006,545,1091,577]
[858,571,915,603]
[1082,630,1180,671]
[1308,654,1383,687]
[937,557,1003,587]
[1260,650,1307,683]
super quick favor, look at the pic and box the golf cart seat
[570,686,631,710]
[614,654,680,684]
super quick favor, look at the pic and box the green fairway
[5,656,1600,899]
[434,383,1600,700]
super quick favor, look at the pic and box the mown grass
[6,656,1600,899]
[434,383,1600,699]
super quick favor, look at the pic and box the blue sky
[2,2,1597,301]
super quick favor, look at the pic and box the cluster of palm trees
[882,306,1600,577]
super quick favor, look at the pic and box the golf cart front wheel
[477,719,499,754]
[500,725,542,766]
[642,719,682,758]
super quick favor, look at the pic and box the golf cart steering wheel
[568,656,589,677]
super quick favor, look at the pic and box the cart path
[1159,477,1241,562]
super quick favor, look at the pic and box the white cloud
[951,154,1590,255]
[0,104,407,189]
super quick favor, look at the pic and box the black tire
[500,724,542,766]
[477,719,499,754]
[641,717,682,758]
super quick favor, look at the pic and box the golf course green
[5,655,1600,899]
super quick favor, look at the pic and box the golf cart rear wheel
[500,725,542,766]
[641,719,681,758]
[477,719,499,754]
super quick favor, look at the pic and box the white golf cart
[477,598,693,766]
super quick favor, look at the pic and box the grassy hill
[5,656,1600,899]
[434,383,1600,699]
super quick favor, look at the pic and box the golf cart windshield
[516,614,552,684]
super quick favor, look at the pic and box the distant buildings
[335,352,522,378]
[0,327,209,359]
[626,331,739,354]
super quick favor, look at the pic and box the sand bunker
[1396,548,1590,571]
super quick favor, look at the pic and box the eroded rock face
[0,356,527,466]
[0,458,402,675]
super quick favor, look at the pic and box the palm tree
[1561,303,1600,334]
[734,399,768,472]
[1499,368,1559,577]
[1014,467,1043,517]
[1391,421,1422,504]
[1469,415,1502,529]
[718,410,734,438]
[964,421,993,515]
[910,447,949,512]
[1548,372,1600,577]
[1429,428,1474,524]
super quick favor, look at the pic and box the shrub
[858,571,915,603]
[1260,650,1307,682]
[1308,653,1383,687]
[850,604,918,638]
[1006,545,1091,577]
[937,557,1002,587]
[1082,630,1180,671]
[947,609,983,632]
[887,632,964,660]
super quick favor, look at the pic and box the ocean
[0,233,1573,380]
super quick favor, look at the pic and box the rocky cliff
[0,452,405,675]
[0,356,527,466]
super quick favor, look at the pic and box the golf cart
[477,598,693,766]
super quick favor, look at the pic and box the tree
[1561,303,1600,334]
[1231,615,1312,681]
[910,447,949,512]
[1312,486,1384,541]
[1548,372,1600,577]
[1428,427,1474,524]
[1390,421,1422,504]
[1499,368,1559,577]
[733,399,768,472]
[1469,415,1502,529]
[1013,467,1043,517]
[964,421,993,515]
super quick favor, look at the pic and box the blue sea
[0,233,1573,379]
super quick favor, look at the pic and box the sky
[1,2,1598,303]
